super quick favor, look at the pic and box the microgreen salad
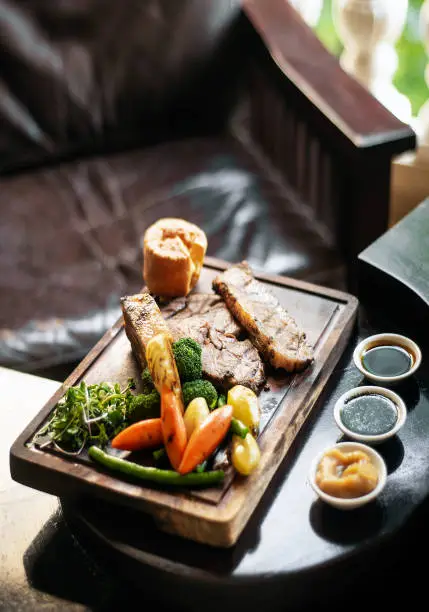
[31,379,138,454]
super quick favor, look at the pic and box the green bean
[88,446,224,487]
[230,417,249,439]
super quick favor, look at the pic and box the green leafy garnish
[31,379,136,454]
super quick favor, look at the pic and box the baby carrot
[111,418,163,451]
[178,404,233,475]
[161,387,187,471]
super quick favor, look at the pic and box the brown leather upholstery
[0,137,344,370]
[1,0,243,172]
[0,1,346,374]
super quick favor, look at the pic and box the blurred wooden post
[332,0,412,124]
[417,0,429,157]
[391,0,429,226]
[288,0,324,27]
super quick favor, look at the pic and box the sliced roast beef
[162,294,266,392]
[121,293,172,369]
[212,262,314,373]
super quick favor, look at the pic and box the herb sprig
[31,379,136,454]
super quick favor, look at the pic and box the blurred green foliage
[315,0,429,116]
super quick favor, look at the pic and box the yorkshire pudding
[143,218,207,297]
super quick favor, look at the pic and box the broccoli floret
[182,380,218,410]
[141,368,155,393]
[217,394,227,408]
[128,390,160,422]
[173,338,202,382]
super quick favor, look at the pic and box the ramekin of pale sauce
[309,441,387,510]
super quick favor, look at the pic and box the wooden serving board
[10,258,358,548]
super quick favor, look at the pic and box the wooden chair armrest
[242,0,416,158]
[239,0,416,288]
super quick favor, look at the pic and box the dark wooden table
[60,306,429,611]
[3,317,429,612]
[3,305,429,612]
[4,201,429,611]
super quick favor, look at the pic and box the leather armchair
[0,0,416,379]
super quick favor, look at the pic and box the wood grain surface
[9,258,358,547]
